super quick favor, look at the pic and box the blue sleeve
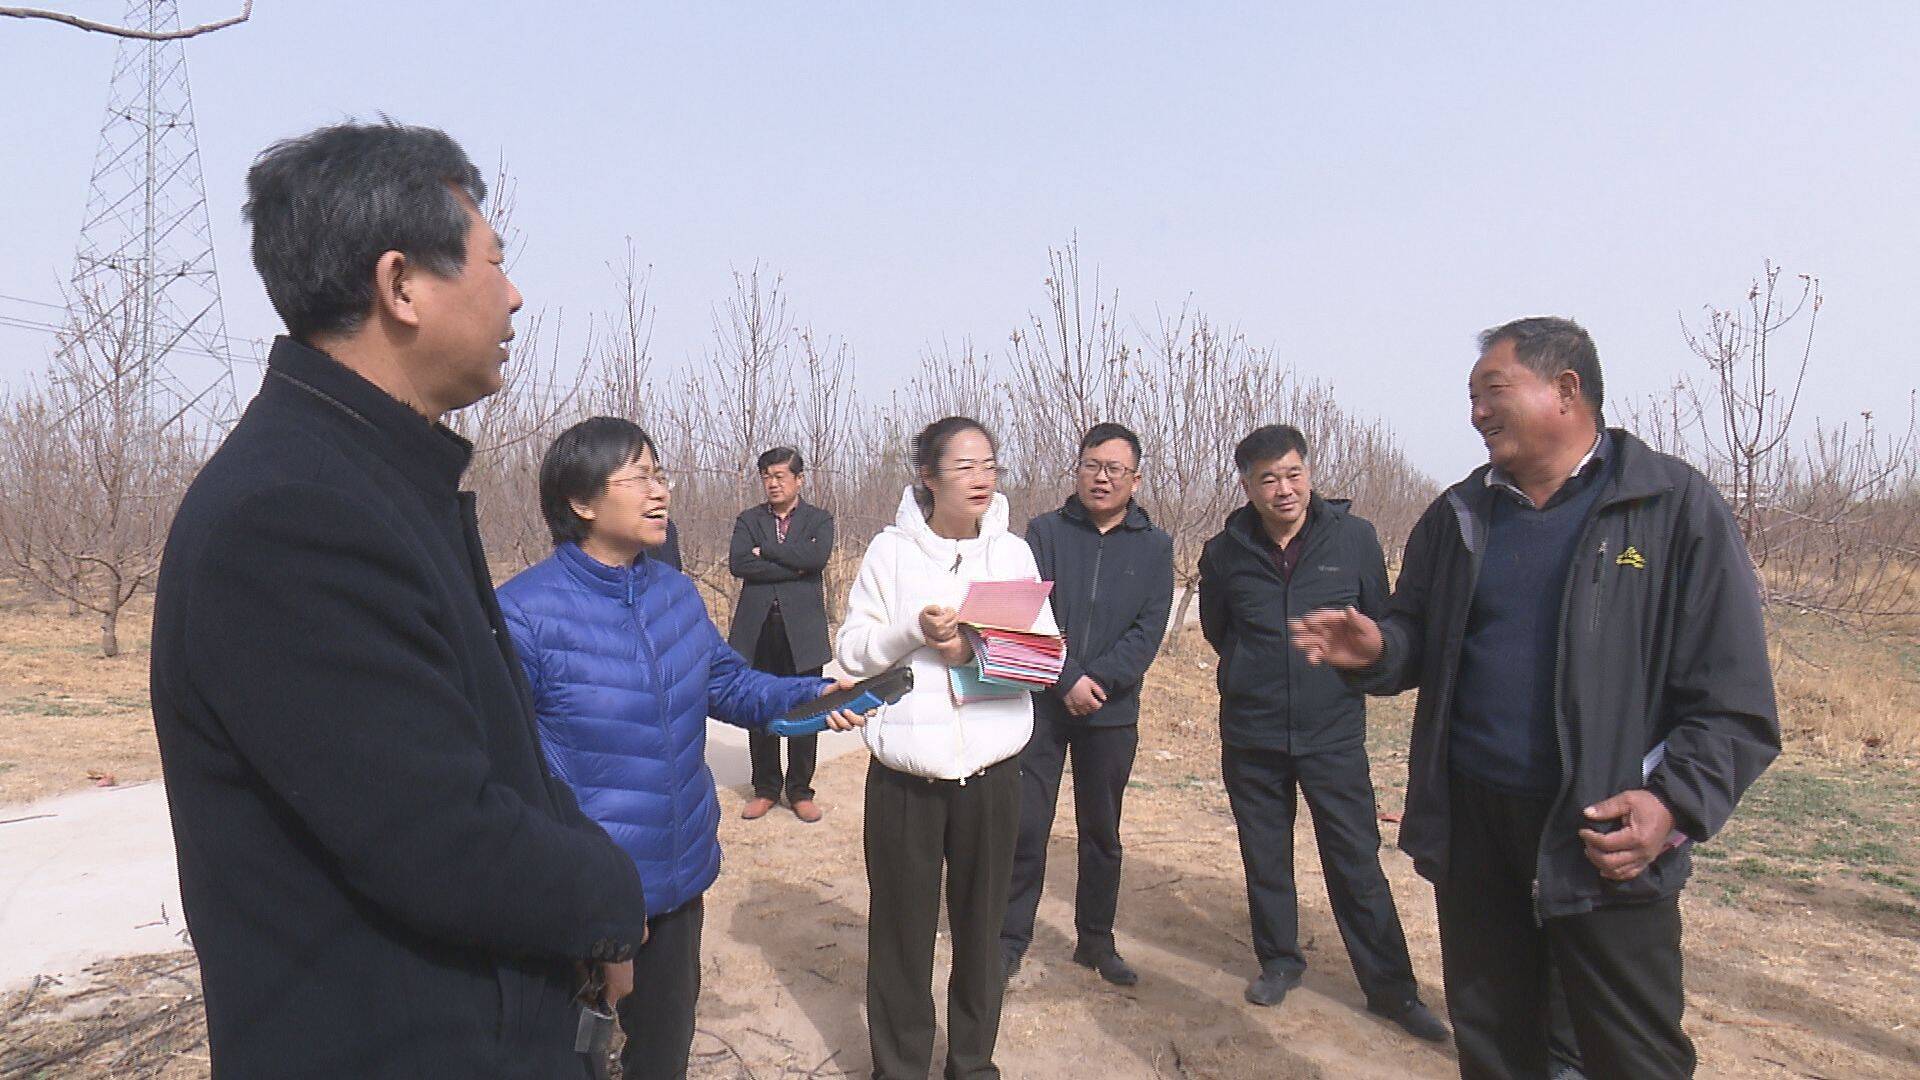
[703,618,830,730]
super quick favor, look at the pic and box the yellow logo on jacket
[1616,545,1647,569]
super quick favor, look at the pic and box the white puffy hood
[834,486,1056,779]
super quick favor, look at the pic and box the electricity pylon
[69,0,237,428]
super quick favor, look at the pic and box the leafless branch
[0,1,252,40]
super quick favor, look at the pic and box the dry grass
[0,579,157,806]
[1770,611,1920,759]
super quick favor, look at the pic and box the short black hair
[243,121,487,342]
[910,416,996,515]
[1233,424,1310,475]
[539,417,658,546]
[757,446,804,475]
[1079,422,1142,466]
[1478,316,1605,420]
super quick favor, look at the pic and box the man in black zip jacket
[1197,424,1447,1042]
[999,423,1174,987]
[1293,317,1780,1079]
[150,123,649,1078]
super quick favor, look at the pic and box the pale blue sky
[2,2,1914,480]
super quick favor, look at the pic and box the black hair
[910,416,996,515]
[1477,316,1605,421]
[243,120,488,342]
[1079,421,1142,465]
[538,417,658,546]
[1233,424,1310,476]
[757,446,805,475]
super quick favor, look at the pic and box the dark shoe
[790,798,823,823]
[1071,943,1139,987]
[1368,999,1450,1043]
[1243,969,1302,1007]
[1000,948,1024,987]
[741,796,777,820]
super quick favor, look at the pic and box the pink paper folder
[956,579,1055,631]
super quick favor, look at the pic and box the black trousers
[864,756,1020,1080]
[999,712,1137,957]
[1437,772,1694,1080]
[748,608,820,802]
[615,895,705,1080]
[1221,743,1420,1009]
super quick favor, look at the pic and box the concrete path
[0,721,865,992]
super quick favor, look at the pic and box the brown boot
[790,798,823,823]
[741,796,777,820]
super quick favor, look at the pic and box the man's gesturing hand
[1289,606,1385,669]
[1578,790,1678,881]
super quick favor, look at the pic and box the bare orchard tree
[1628,262,1920,623]
[1004,237,1139,486]
[1681,262,1821,553]
[1132,305,1290,643]
[792,326,865,619]
[660,264,799,591]
[0,278,205,656]
[590,241,659,428]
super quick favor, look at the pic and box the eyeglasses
[607,469,675,492]
[1075,461,1137,480]
[943,460,1000,478]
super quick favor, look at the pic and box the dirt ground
[3,592,1919,1077]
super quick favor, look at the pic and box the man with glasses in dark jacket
[1199,424,1448,1043]
[999,423,1174,988]
[1292,317,1780,1079]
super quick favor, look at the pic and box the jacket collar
[1452,427,1672,514]
[889,484,1010,565]
[1224,493,1347,558]
[554,541,663,604]
[262,335,472,496]
[1058,494,1154,532]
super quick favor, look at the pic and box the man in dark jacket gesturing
[999,423,1174,987]
[1199,424,1447,1043]
[149,123,650,1078]
[729,446,836,822]
[1293,317,1780,1079]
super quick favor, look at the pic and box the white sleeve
[835,540,927,677]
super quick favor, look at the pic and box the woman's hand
[918,604,959,645]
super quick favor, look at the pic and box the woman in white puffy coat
[836,417,1058,1080]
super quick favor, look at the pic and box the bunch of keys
[574,967,616,1079]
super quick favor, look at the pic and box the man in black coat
[728,447,835,822]
[999,423,1174,988]
[1293,318,1780,1079]
[1198,424,1448,1043]
[149,123,649,1079]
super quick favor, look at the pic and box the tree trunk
[1167,583,1198,644]
[100,607,119,658]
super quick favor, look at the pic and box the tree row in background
[3,237,1914,659]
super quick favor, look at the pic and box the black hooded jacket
[1199,496,1391,755]
[1352,429,1780,918]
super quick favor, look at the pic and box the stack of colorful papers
[947,580,1065,703]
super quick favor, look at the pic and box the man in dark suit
[728,447,835,822]
[149,122,648,1078]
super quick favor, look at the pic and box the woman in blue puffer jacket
[499,417,860,1080]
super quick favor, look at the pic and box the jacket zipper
[1538,495,1621,922]
[1081,532,1105,688]
[950,541,969,779]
